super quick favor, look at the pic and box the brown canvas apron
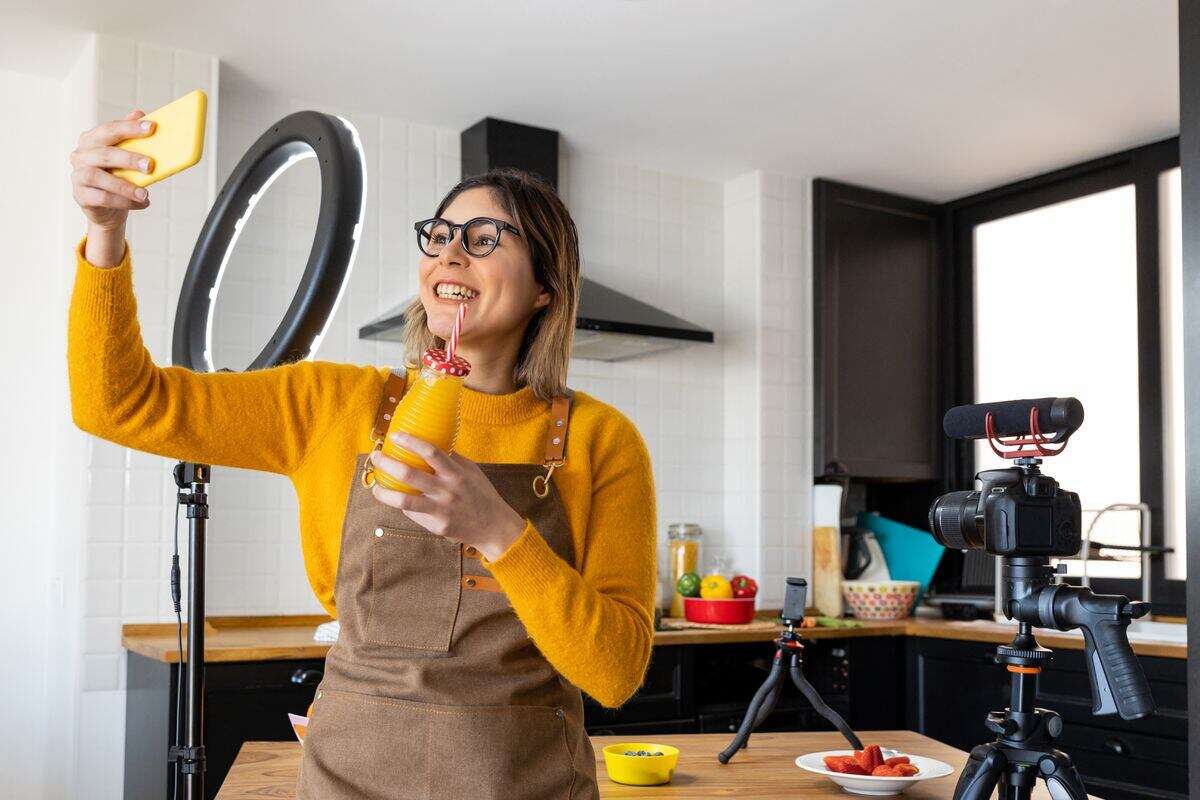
[297,372,598,800]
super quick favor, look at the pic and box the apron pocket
[426,703,576,800]
[366,526,462,652]
[298,689,430,800]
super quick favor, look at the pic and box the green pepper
[676,572,702,598]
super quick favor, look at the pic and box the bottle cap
[422,348,471,377]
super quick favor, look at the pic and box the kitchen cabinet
[905,637,1188,800]
[813,178,943,481]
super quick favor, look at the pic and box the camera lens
[929,490,983,550]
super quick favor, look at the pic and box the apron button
[555,708,565,719]
[375,528,383,537]
[465,578,477,588]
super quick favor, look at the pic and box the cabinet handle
[291,668,323,685]
[1104,737,1130,757]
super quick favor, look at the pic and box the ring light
[172,110,366,372]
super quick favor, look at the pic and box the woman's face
[418,187,550,349]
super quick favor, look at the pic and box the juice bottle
[375,347,471,494]
[667,523,702,618]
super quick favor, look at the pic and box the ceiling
[4,0,1180,200]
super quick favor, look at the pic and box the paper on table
[289,713,308,744]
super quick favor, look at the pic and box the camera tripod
[953,623,1088,800]
[718,579,861,763]
[953,557,1152,800]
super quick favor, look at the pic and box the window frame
[942,137,1184,616]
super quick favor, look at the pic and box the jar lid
[422,348,471,377]
[668,523,702,538]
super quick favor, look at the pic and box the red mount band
[984,408,1071,459]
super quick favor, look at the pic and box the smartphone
[112,89,208,188]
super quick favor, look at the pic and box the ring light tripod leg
[1037,751,1089,800]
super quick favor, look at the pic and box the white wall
[0,61,75,800]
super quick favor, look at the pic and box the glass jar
[667,523,703,618]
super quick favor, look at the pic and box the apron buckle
[532,460,563,498]
[361,438,384,488]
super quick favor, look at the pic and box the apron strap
[534,391,573,499]
[361,370,409,488]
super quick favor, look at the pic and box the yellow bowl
[602,742,680,786]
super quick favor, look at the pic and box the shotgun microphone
[942,397,1084,440]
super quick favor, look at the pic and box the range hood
[357,117,714,362]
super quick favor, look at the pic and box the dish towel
[313,620,340,643]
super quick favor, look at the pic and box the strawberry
[872,765,902,777]
[854,745,884,773]
[825,756,867,775]
[884,756,910,766]
[894,763,920,777]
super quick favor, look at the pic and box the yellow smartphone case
[112,89,208,188]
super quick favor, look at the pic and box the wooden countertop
[122,613,1187,663]
[214,731,1089,799]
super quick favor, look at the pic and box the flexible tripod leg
[953,743,1005,800]
[788,659,862,750]
[717,652,786,763]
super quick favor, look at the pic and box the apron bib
[297,374,597,800]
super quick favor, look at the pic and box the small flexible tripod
[718,578,862,763]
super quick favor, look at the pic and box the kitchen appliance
[357,117,715,362]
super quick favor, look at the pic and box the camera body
[929,464,1081,557]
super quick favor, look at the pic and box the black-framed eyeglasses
[414,216,522,258]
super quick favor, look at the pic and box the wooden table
[214,730,1087,799]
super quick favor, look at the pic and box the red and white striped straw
[447,302,467,360]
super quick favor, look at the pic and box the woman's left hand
[369,431,527,561]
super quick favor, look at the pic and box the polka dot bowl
[841,580,921,621]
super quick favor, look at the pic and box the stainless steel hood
[359,276,715,361]
[357,117,715,362]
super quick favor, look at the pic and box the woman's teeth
[435,283,478,300]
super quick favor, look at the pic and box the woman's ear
[534,285,552,310]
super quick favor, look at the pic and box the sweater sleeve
[485,415,657,708]
[67,236,362,475]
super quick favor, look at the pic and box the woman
[68,109,657,799]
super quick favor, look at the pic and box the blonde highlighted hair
[401,168,579,401]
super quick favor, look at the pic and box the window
[947,138,1183,614]
[974,186,1141,579]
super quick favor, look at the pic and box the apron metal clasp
[532,460,563,499]
[361,438,384,488]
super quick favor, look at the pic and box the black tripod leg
[717,653,786,764]
[953,743,1005,800]
[1037,751,1089,800]
[788,659,862,751]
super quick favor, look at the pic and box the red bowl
[683,597,756,624]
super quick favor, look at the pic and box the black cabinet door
[905,637,1009,752]
[813,179,942,480]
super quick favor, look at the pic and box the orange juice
[376,348,470,494]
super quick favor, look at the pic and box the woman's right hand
[71,109,158,265]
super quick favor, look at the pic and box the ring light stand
[168,110,365,799]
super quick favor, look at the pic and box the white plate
[796,750,954,796]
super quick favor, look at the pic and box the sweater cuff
[73,235,134,321]
[484,518,564,598]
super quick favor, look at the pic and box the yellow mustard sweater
[67,237,657,707]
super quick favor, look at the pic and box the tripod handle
[1052,587,1155,720]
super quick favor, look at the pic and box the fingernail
[138,158,150,172]
[135,188,147,200]
[141,120,153,132]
